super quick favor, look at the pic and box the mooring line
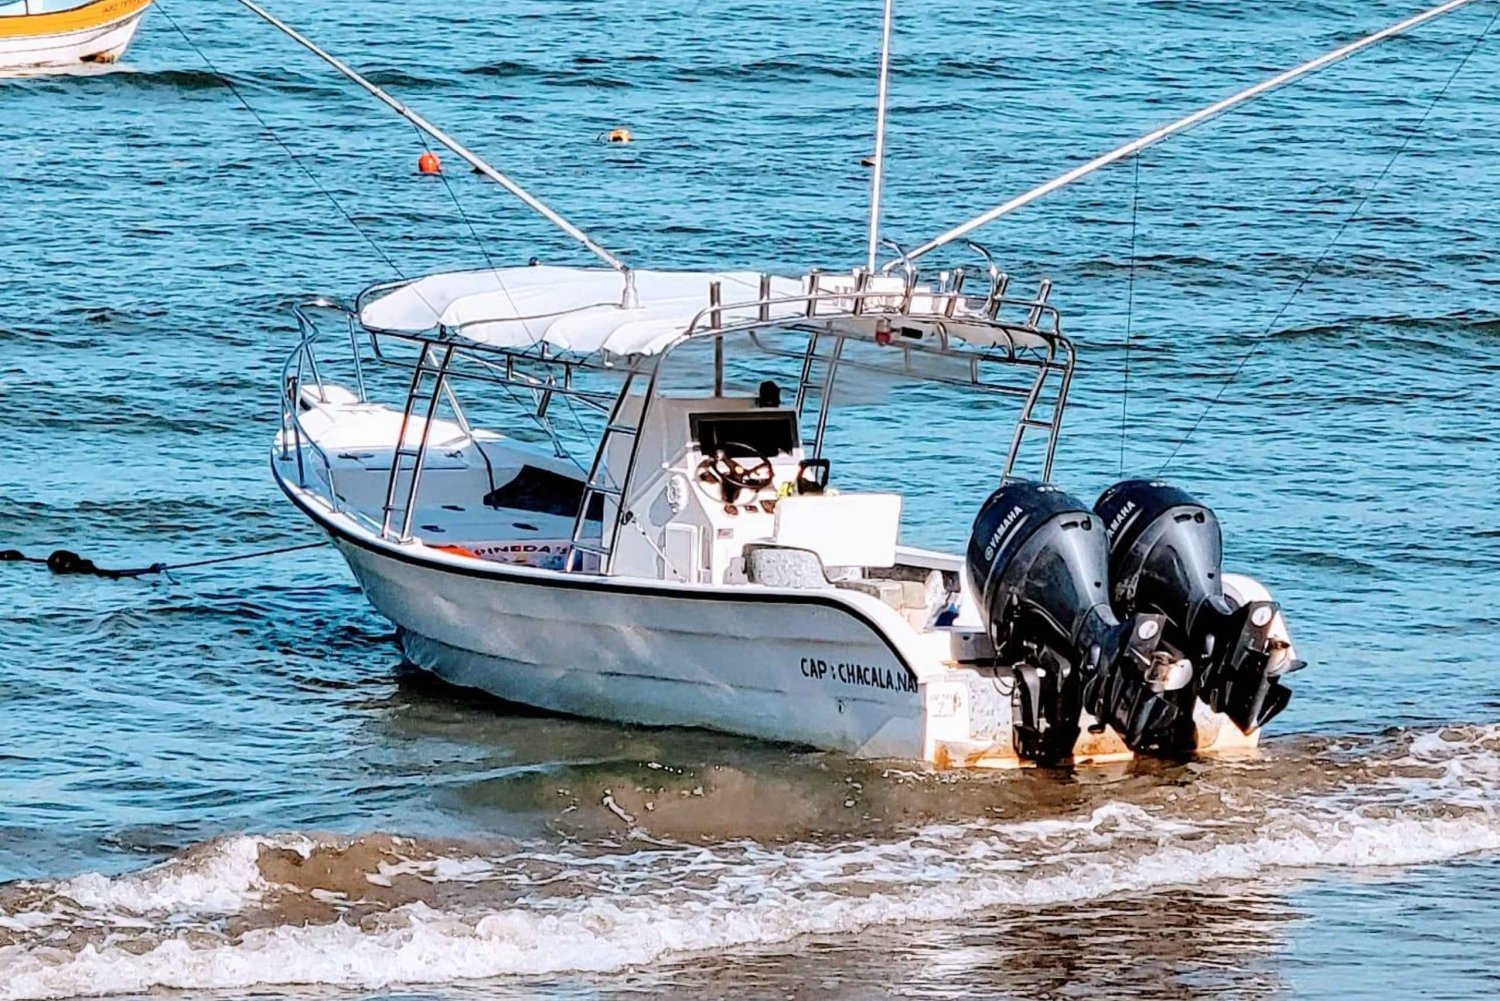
[0,541,329,581]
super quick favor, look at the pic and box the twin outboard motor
[967,479,1305,765]
[1095,480,1304,736]
[966,482,1197,764]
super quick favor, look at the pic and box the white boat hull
[0,0,149,70]
[332,520,934,759]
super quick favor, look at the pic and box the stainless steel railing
[277,298,360,513]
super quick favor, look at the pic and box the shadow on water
[370,660,1386,849]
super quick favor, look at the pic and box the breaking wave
[2,724,1499,999]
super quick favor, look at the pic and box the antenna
[865,0,896,273]
[226,0,627,274]
[896,0,1484,267]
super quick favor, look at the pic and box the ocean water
[2,0,1499,997]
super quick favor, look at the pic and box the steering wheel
[697,442,775,501]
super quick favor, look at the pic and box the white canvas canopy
[358,265,1054,356]
[359,266,807,356]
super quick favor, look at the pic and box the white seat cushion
[772,493,902,568]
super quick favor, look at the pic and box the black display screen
[690,411,799,457]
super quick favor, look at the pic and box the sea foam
[2,724,1498,1000]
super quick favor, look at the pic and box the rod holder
[1027,278,1053,327]
[988,272,1010,320]
[946,267,967,318]
[621,267,639,309]
[710,281,724,396]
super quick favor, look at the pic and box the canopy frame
[281,266,1076,570]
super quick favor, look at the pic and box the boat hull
[330,528,933,760]
[0,0,150,70]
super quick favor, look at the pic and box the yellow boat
[0,0,151,71]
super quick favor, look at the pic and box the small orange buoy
[418,151,442,175]
[604,128,633,144]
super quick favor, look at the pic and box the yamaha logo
[1106,499,1138,541]
[984,504,1025,562]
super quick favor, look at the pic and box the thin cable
[409,122,553,363]
[414,124,501,274]
[898,0,1486,268]
[226,0,627,273]
[465,352,585,467]
[413,149,597,476]
[166,2,465,333]
[157,1,405,278]
[1158,5,1498,473]
[1119,155,1141,477]
[155,541,330,573]
[412,124,545,344]
[1,541,329,580]
[555,389,594,472]
[163,0,468,461]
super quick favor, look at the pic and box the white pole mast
[897,0,1483,267]
[865,0,896,272]
[227,0,628,274]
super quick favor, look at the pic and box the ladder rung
[604,423,639,436]
[1019,418,1053,430]
[569,541,610,556]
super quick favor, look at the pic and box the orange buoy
[418,151,442,175]
[604,128,633,144]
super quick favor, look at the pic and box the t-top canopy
[357,265,1059,357]
[359,266,806,356]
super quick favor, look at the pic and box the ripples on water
[1,0,1499,997]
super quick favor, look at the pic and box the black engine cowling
[966,482,1197,763]
[1095,479,1304,734]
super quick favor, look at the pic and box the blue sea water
[2,0,1499,997]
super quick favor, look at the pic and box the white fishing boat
[275,262,1302,768]
[252,0,1477,767]
[0,0,151,71]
